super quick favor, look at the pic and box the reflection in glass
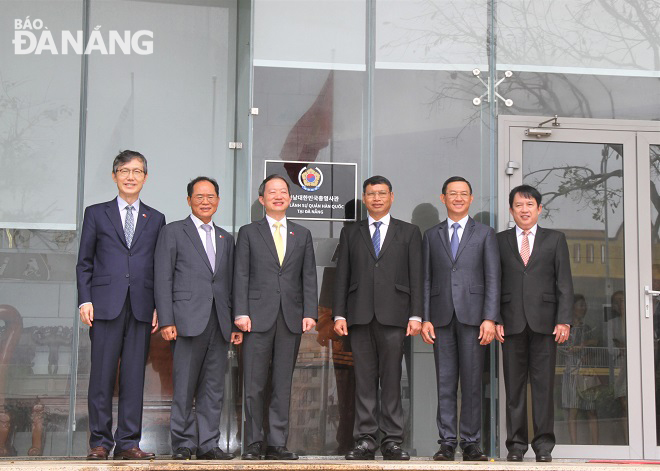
[523,141,628,445]
[649,145,660,445]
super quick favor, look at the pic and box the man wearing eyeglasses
[333,175,423,461]
[76,150,165,460]
[421,176,500,461]
[154,176,242,460]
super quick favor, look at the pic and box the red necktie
[520,230,530,265]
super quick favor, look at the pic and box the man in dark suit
[333,175,423,461]
[233,174,318,460]
[154,176,242,460]
[421,176,500,461]
[76,150,165,460]
[495,184,573,463]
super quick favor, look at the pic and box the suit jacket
[423,217,501,327]
[497,226,574,335]
[333,218,423,328]
[154,216,235,341]
[76,198,165,323]
[232,217,318,334]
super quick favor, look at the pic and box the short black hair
[363,175,392,193]
[259,174,290,197]
[187,176,219,197]
[112,150,147,174]
[509,184,542,208]
[442,176,472,195]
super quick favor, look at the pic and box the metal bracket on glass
[505,161,520,176]
[644,285,660,318]
[472,69,513,107]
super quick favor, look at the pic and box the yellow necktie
[274,221,284,265]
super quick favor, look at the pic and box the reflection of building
[563,227,625,280]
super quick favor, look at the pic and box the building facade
[1,0,660,460]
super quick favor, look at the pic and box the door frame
[497,115,660,459]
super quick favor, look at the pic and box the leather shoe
[197,447,234,460]
[382,443,410,460]
[536,452,552,462]
[87,446,109,460]
[433,444,455,461]
[172,447,192,460]
[265,446,298,460]
[345,440,375,460]
[507,451,524,461]
[242,442,263,460]
[113,446,155,460]
[462,444,487,461]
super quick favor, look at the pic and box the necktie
[450,222,461,260]
[124,205,135,248]
[201,224,216,270]
[274,221,285,265]
[520,230,530,265]
[372,221,383,257]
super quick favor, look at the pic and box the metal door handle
[644,286,660,319]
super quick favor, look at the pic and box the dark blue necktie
[372,221,383,257]
[450,222,461,260]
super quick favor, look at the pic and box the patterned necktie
[274,221,285,265]
[520,230,531,265]
[201,224,216,270]
[124,205,135,248]
[372,221,383,257]
[450,222,461,260]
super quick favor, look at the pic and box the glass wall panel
[522,141,627,446]
[0,0,82,457]
[649,144,660,445]
[78,0,239,456]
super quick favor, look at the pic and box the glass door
[498,116,660,459]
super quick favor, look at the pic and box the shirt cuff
[79,302,92,309]
[235,315,249,319]
[409,316,422,323]
[334,316,346,322]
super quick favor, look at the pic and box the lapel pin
[219,235,224,239]
[290,231,294,236]
[142,213,147,218]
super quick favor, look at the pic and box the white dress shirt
[446,214,469,243]
[335,213,421,323]
[190,213,216,253]
[515,224,538,254]
[266,214,288,253]
[117,196,140,227]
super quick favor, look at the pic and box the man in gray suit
[495,184,573,463]
[421,176,500,461]
[233,174,318,460]
[155,176,242,460]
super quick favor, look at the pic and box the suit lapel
[130,203,151,248]
[183,216,213,272]
[257,218,281,265]
[378,218,398,258]
[454,217,475,261]
[506,228,525,267]
[359,220,378,260]
[282,221,297,267]
[213,224,226,274]
[105,199,128,248]
[526,226,546,267]
[437,220,453,261]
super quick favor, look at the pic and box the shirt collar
[190,213,213,229]
[516,224,538,237]
[117,196,140,213]
[447,214,469,228]
[368,213,391,227]
[266,214,287,229]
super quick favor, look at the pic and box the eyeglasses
[192,195,218,203]
[364,191,390,198]
[116,168,145,178]
[446,191,470,199]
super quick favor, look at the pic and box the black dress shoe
[382,443,410,461]
[433,444,455,461]
[462,444,488,461]
[507,451,524,461]
[536,452,552,462]
[197,447,234,460]
[265,446,298,460]
[172,447,192,460]
[242,442,263,460]
[345,440,375,460]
